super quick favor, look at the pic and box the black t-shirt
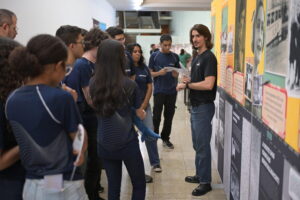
[189,50,217,106]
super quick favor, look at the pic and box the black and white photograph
[265,0,289,76]
[252,0,265,75]
[286,0,300,98]
[245,63,253,100]
[253,75,263,105]
[282,160,300,200]
[234,0,247,72]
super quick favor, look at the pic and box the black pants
[153,93,177,141]
[102,140,146,200]
[82,113,102,200]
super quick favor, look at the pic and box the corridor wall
[1,0,116,44]
[211,0,300,199]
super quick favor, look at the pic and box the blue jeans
[190,103,215,183]
[143,104,160,166]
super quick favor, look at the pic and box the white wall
[1,0,116,44]
[171,11,211,45]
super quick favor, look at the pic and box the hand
[136,108,146,120]
[176,83,186,91]
[172,70,179,78]
[181,76,191,83]
[159,68,167,76]
[62,84,78,101]
[140,103,148,111]
[73,150,85,166]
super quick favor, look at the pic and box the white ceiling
[106,0,212,11]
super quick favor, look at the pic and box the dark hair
[9,34,68,79]
[180,49,185,55]
[55,25,82,46]
[126,43,145,66]
[0,9,16,26]
[81,28,88,37]
[160,34,172,43]
[0,37,22,102]
[84,28,109,52]
[190,24,213,50]
[106,26,124,39]
[90,39,126,117]
[150,44,155,48]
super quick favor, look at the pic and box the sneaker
[163,140,174,149]
[145,174,153,183]
[192,183,212,196]
[152,164,162,173]
[185,175,200,183]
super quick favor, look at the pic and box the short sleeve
[148,53,156,71]
[145,67,153,84]
[58,93,82,133]
[204,54,218,78]
[78,63,92,88]
[174,53,181,68]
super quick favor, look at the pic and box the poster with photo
[224,98,233,199]
[286,0,300,98]
[282,159,300,200]
[253,75,263,105]
[234,0,247,72]
[259,131,284,200]
[245,63,253,101]
[217,89,226,180]
[265,0,289,76]
[230,104,243,200]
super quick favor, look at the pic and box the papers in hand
[164,66,190,78]
[73,124,85,162]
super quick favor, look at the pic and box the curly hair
[0,37,22,103]
[83,28,109,52]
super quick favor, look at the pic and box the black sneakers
[185,175,200,183]
[192,183,212,196]
[152,164,162,173]
[163,140,174,149]
[145,174,153,183]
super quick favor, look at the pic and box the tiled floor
[99,92,227,200]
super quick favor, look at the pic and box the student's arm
[0,147,20,171]
[172,54,180,78]
[140,83,152,110]
[150,68,167,77]
[61,84,78,102]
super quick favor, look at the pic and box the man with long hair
[177,24,217,196]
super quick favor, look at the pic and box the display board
[211,0,300,199]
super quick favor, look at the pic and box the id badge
[44,174,63,191]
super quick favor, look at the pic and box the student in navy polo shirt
[0,37,25,200]
[65,28,109,200]
[56,25,85,85]
[148,34,180,149]
[90,39,146,200]
[106,26,135,79]
[6,34,88,200]
[127,43,162,176]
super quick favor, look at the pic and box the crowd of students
[0,8,218,200]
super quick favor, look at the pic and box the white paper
[44,174,63,191]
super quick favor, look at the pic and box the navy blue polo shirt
[0,100,25,180]
[6,84,83,180]
[63,58,94,104]
[148,51,180,95]
[134,64,152,100]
